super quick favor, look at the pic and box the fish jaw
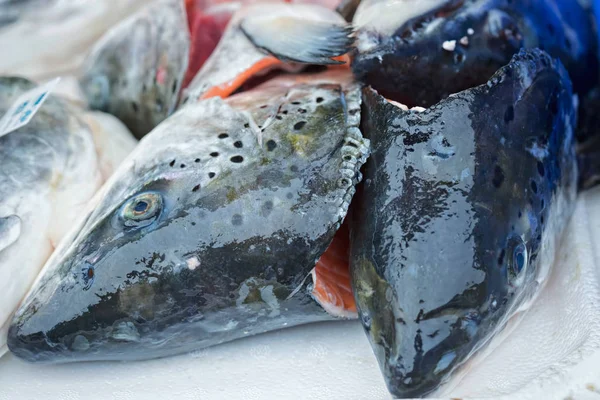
[351,0,598,107]
[8,76,369,363]
[79,0,190,139]
[350,49,577,398]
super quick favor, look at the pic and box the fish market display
[7,71,368,362]
[0,77,103,356]
[350,49,577,397]
[1,0,599,398]
[350,0,598,109]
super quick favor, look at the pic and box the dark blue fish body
[351,0,598,110]
[350,49,577,398]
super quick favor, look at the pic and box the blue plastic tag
[0,77,61,138]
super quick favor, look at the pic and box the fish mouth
[379,313,484,398]
[352,0,522,107]
[8,317,152,363]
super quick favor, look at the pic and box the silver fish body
[7,71,369,363]
[0,77,101,356]
[350,49,577,398]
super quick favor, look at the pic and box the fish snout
[377,315,480,399]
[7,301,142,363]
[6,259,113,363]
[7,305,72,363]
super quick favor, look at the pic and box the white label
[0,77,61,138]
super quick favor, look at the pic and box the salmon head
[350,49,578,397]
[79,0,190,139]
[351,0,598,107]
[8,70,369,363]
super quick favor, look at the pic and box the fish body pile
[1,0,599,398]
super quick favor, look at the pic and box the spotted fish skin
[350,49,577,398]
[7,72,369,363]
[79,0,190,139]
[0,77,101,357]
[351,0,598,108]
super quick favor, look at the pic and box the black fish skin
[7,79,368,363]
[352,0,598,109]
[350,49,577,398]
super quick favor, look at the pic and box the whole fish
[7,70,368,362]
[350,49,577,398]
[0,77,103,357]
[350,0,598,110]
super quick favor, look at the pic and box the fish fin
[310,223,357,319]
[0,215,21,253]
[240,15,353,65]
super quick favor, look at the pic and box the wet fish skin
[79,0,190,139]
[0,77,101,356]
[351,0,598,108]
[7,74,369,363]
[350,49,577,398]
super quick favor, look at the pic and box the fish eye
[506,236,528,285]
[513,246,526,274]
[120,192,163,228]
